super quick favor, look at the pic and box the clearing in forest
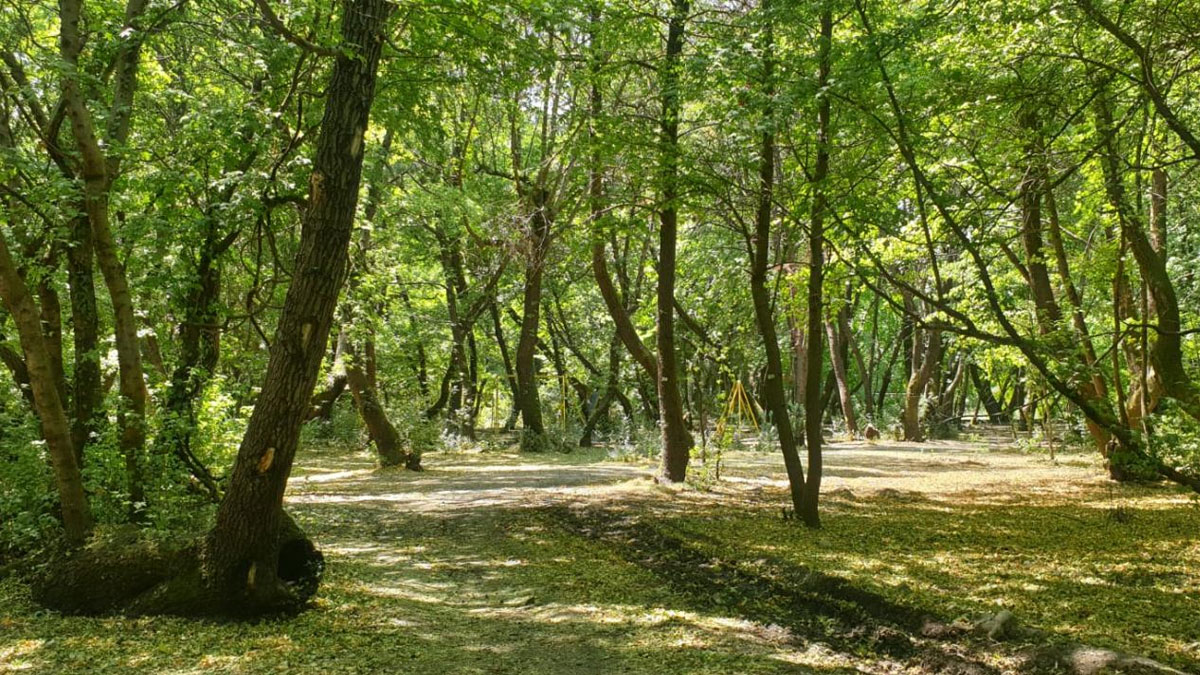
[2,438,1197,674]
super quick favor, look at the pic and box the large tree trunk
[90,0,394,617]
[0,232,92,544]
[654,0,695,482]
[968,364,1006,423]
[515,240,547,439]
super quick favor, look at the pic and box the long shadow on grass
[539,505,999,673]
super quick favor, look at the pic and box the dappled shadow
[4,441,1196,674]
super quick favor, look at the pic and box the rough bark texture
[0,232,92,543]
[39,0,398,617]
[66,212,102,463]
[514,201,551,441]
[655,0,695,482]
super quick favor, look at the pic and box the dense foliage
[1,0,1199,624]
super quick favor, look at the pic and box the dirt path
[4,439,1194,674]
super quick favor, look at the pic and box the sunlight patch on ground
[0,640,42,671]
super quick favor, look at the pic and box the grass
[2,436,1197,673]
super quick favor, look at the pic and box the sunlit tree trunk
[59,0,152,514]
[0,232,92,544]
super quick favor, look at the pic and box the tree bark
[0,232,92,544]
[747,0,806,514]
[800,4,832,527]
[900,299,941,442]
[345,343,417,470]
[194,0,390,615]
[60,0,151,514]
[65,213,102,464]
[825,319,857,436]
[654,0,695,481]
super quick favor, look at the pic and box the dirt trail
[4,439,1194,674]
[288,438,1103,513]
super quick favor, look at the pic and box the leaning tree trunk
[825,319,858,437]
[0,231,92,543]
[125,0,390,617]
[345,343,418,470]
[654,0,695,482]
[490,301,520,430]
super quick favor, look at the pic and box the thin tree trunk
[801,3,832,528]
[747,0,806,515]
[825,319,857,436]
[0,232,92,544]
[655,0,695,481]
[490,302,520,430]
[345,344,417,470]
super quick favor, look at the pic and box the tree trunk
[65,212,102,466]
[153,222,232,500]
[654,0,695,482]
[490,302,520,430]
[0,231,92,544]
[345,343,417,470]
[901,320,941,442]
[306,328,348,423]
[515,243,547,438]
[188,0,390,616]
[60,0,151,515]
[800,4,832,528]
[748,0,806,515]
[825,319,857,436]
[968,364,1005,423]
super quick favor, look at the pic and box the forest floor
[2,434,1198,674]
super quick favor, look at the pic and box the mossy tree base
[32,512,322,618]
